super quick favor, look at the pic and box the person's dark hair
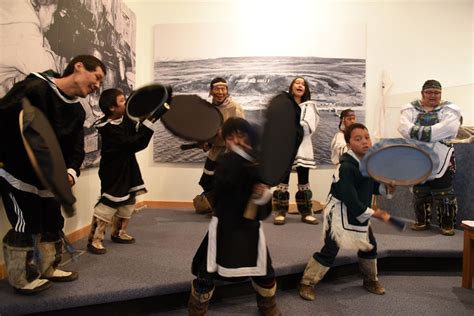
[210,77,227,90]
[422,79,442,91]
[99,88,123,118]
[221,117,259,149]
[288,77,311,103]
[62,55,106,77]
[31,0,58,10]
[344,122,368,144]
[338,108,355,130]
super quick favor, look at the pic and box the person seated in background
[330,108,356,165]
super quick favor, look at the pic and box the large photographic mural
[0,0,136,168]
[153,23,366,165]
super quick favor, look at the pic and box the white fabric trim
[0,169,54,198]
[109,117,124,125]
[253,188,272,205]
[10,193,26,233]
[67,168,77,185]
[207,216,267,277]
[142,119,157,131]
[203,168,215,176]
[230,144,255,162]
[102,192,130,202]
[356,207,375,223]
[31,72,80,104]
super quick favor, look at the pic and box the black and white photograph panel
[153,22,366,165]
[0,0,136,168]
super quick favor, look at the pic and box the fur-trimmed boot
[252,281,281,316]
[188,279,215,316]
[2,240,53,295]
[298,257,330,301]
[273,187,289,225]
[193,191,214,215]
[358,258,385,295]
[411,187,432,231]
[433,188,457,236]
[87,216,108,254]
[38,239,78,282]
[111,216,135,244]
[295,186,318,225]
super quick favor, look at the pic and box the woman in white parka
[273,77,320,225]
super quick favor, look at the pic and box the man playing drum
[193,77,245,214]
[0,55,106,294]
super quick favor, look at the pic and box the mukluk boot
[433,188,457,236]
[298,256,330,301]
[296,186,318,225]
[411,187,432,231]
[252,281,282,316]
[38,236,78,282]
[188,279,214,316]
[87,216,108,254]
[272,186,289,225]
[358,258,385,295]
[111,216,135,244]
[2,232,53,295]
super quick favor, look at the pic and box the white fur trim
[323,196,373,252]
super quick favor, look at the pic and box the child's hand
[252,183,269,199]
[67,174,75,186]
[384,184,396,195]
[372,209,390,222]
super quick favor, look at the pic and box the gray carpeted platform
[0,208,464,315]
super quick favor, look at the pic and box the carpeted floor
[0,208,467,315]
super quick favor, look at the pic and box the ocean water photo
[153,56,366,165]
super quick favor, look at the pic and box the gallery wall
[0,0,472,265]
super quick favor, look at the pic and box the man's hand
[68,174,75,186]
[372,209,390,222]
[198,142,212,152]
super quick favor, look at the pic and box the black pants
[0,178,63,245]
[281,166,309,185]
[314,226,378,267]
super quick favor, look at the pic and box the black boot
[433,187,457,236]
[272,189,289,225]
[411,186,432,231]
[296,189,318,225]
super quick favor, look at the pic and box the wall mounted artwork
[151,22,366,165]
[0,0,136,168]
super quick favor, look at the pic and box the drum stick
[387,216,408,231]
[180,143,200,150]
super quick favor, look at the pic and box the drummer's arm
[429,108,461,142]
[398,108,417,139]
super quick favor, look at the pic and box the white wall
[1,0,472,264]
